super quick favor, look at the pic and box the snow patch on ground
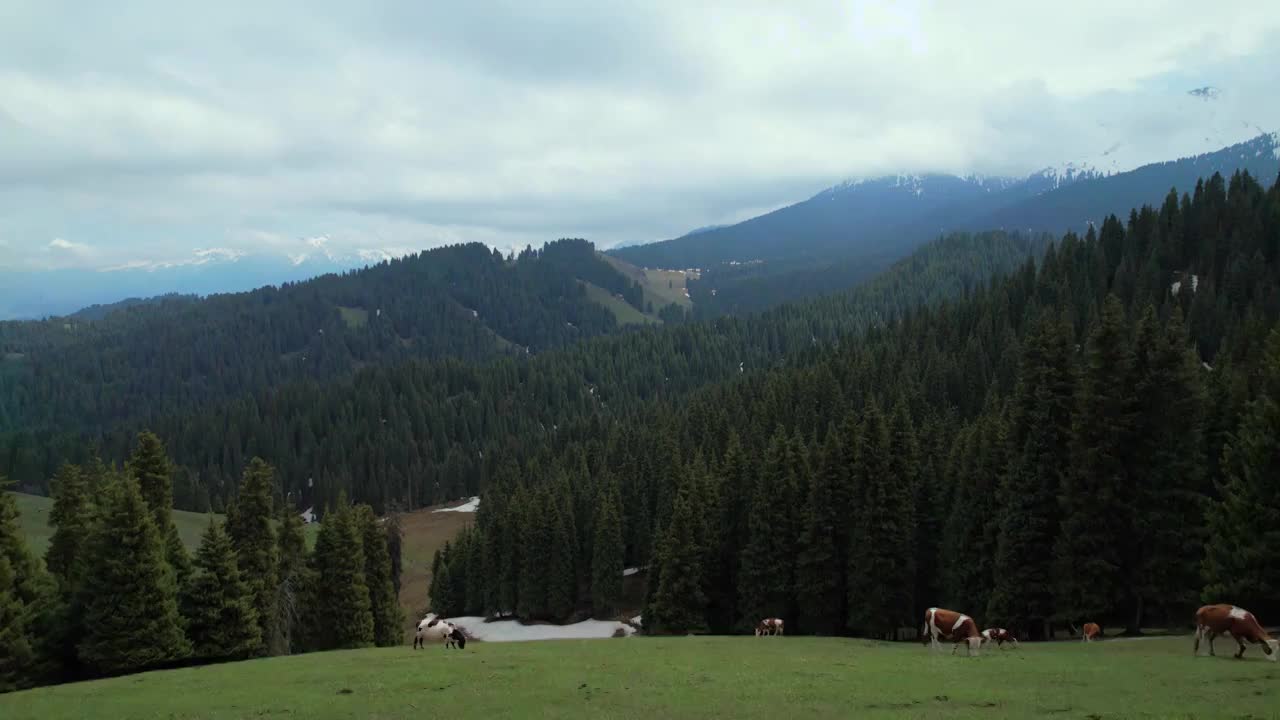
[622,567,640,577]
[630,615,643,627]
[433,496,480,513]
[443,617,636,642]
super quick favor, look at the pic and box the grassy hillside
[396,500,479,629]
[2,635,1273,719]
[580,281,659,326]
[601,254,693,309]
[9,491,221,556]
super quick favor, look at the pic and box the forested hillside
[430,170,1280,641]
[656,134,1280,318]
[0,239,645,435]
[1,231,1047,510]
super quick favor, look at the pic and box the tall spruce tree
[181,519,261,660]
[79,471,191,676]
[1055,295,1136,628]
[309,496,374,649]
[274,504,309,654]
[988,312,1073,639]
[737,432,792,630]
[227,457,278,654]
[647,481,707,633]
[847,400,914,637]
[795,425,843,634]
[1128,307,1207,628]
[128,432,191,587]
[44,462,92,589]
[0,480,58,692]
[590,488,624,618]
[354,504,404,647]
[1203,328,1280,615]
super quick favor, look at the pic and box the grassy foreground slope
[4,636,1275,719]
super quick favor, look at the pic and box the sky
[2,0,1280,274]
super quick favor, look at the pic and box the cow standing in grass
[414,615,467,650]
[923,607,982,656]
[755,618,784,637]
[1194,605,1278,661]
[1081,622,1102,642]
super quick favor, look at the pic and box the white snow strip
[433,496,480,513]
[443,617,635,642]
[630,615,643,627]
[622,567,640,577]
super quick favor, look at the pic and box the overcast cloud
[2,0,1279,271]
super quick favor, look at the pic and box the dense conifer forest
[427,171,1280,643]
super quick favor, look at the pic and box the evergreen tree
[309,497,374,649]
[1128,308,1207,628]
[590,488,624,618]
[128,432,191,587]
[546,500,577,621]
[1055,295,1136,627]
[795,425,842,634]
[737,433,792,629]
[988,312,1072,639]
[44,462,92,588]
[847,400,914,637]
[1203,328,1280,615]
[79,472,191,676]
[181,519,261,660]
[354,505,404,647]
[226,457,278,655]
[0,480,58,691]
[383,503,404,597]
[274,504,309,654]
[647,482,707,633]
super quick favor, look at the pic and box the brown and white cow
[923,607,982,656]
[755,618,784,637]
[980,627,1018,649]
[1194,604,1278,662]
[1081,622,1101,642]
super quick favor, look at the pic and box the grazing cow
[980,627,1018,649]
[923,607,982,656]
[755,618,784,637]
[1081,622,1101,642]
[414,614,467,650]
[1194,604,1278,662]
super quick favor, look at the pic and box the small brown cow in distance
[923,607,982,656]
[755,618,784,637]
[1081,622,1102,642]
[980,627,1018,649]
[1195,604,1278,662]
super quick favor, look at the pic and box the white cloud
[0,1,1278,273]
[48,237,91,253]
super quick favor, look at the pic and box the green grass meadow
[4,635,1277,719]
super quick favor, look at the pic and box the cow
[1081,622,1101,642]
[1194,604,1278,662]
[755,618,784,637]
[414,614,467,650]
[980,627,1018,649]
[923,607,982,656]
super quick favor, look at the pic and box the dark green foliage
[988,312,1074,639]
[44,463,92,588]
[274,505,309,655]
[128,432,191,587]
[226,458,278,655]
[1203,328,1280,614]
[590,489,624,618]
[181,520,261,661]
[354,505,404,647]
[308,497,373,650]
[78,472,190,676]
[1055,296,1136,626]
[737,433,795,630]
[383,505,404,597]
[0,479,58,692]
[847,401,915,637]
[795,426,843,635]
[647,482,707,634]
